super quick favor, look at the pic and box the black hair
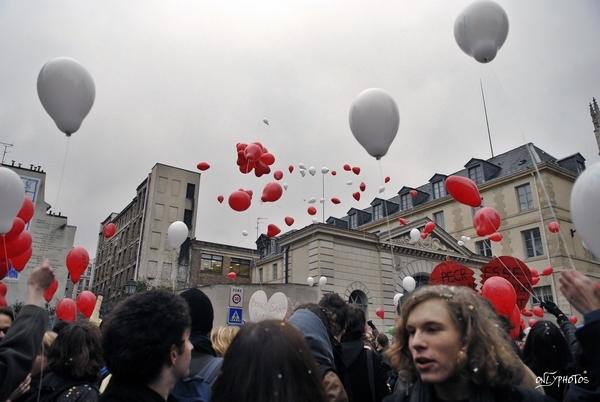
[295,303,337,338]
[101,290,190,384]
[0,307,15,322]
[212,320,328,402]
[318,293,348,337]
[341,304,365,342]
[523,320,572,375]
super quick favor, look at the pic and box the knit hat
[180,288,214,335]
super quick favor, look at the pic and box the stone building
[1,161,76,305]
[188,240,258,286]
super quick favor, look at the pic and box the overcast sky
[1,0,599,258]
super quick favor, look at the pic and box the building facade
[92,163,200,305]
[1,161,76,305]
[189,240,258,286]
[254,143,600,332]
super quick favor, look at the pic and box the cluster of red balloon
[56,290,97,322]
[0,282,6,307]
[0,197,36,280]
[236,142,275,177]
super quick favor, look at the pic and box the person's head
[318,293,348,338]
[387,285,523,388]
[522,320,571,375]
[376,333,389,351]
[341,304,366,342]
[180,288,214,337]
[31,331,57,376]
[211,326,240,357]
[102,290,192,385]
[0,307,14,340]
[47,322,103,382]
[52,320,70,334]
[213,320,328,402]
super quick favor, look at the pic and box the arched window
[414,273,430,289]
[349,290,368,312]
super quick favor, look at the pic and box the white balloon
[454,1,509,63]
[307,276,315,286]
[393,293,403,307]
[402,276,416,292]
[466,237,471,241]
[298,163,306,170]
[37,57,95,136]
[167,221,188,248]
[307,197,317,204]
[409,228,421,244]
[283,183,288,190]
[321,167,330,174]
[349,88,400,159]
[242,230,249,237]
[571,162,600,258]
[346,180,353,185]
[460,235,468,242]
[308,166,317,176]
[457,240,465,246]
[0,167,26,233]
[318,276,327,286]
[300,170,306,177]
[312,219,319,224]
[378,186,385,193]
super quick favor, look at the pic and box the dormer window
[577,160,585,174]
[373,203,384,220]
[468,165,484,185]
[349,214,358,229]
[400,194,412,210]
[432,181,446,199]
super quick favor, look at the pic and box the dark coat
[0,305,48,400]
[341,340,390,402]
[24,372,99,402]
[100,380,178,402]
[564,310,600,402]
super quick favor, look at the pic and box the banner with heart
[248,290,288,322]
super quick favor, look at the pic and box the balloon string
[2,235,8,269]
[377,160,402,291]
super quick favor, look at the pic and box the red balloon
[244,189,253,199]
[0,295,6,307]
[331,171,337,176]
[488,232,503,242]
[343,164,351,171]
[420,232,429,240]
[10,247,32,272]
[0,282,6,296]
[196,162,210,171]
[531,276,540,285]
[244,143,262,162]
[409,189,418,199]
[17,197,35,224]
[481,276,516,317]
[228,191,252,212]
[473,207,501,237]
[424,222,436,234]
[359,182,366,192]
[398,218,409,225]
[0,261,7,280]
[569,315,578,325]
[267,224,281,238]
[254,160,271,177]
[288,165,294,173]
[66,246,90,284]
[284,216,295,226]
[529,268,539,277]
[509,305,521,339]
[227,271,237,280]
[56,298,77,322]
[541,266,553,276]
[44,279,59,303]
[352,167,361,175]
[103,223,117,238]
[375,308,385,319]
[528,318,538,327]
[217,195,224,204]
[445,176,481,207]
[0,231,32,259]
[236,143,247,152]
[260,153,275,165]
[273,170,284,181]
[331,197,341,205]
[547,221,560,234]
[76,291,97,318]
[261,182,283,203]
[532,306,544,318]
[353,192,360,201]
[307,206,317,216]
[385,176,391,183]
[521,308,533,317]
[3,218,25,242]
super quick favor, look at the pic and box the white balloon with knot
[0,167,25,233]
[307,276,315,286]
[167,221,189,248]
[571,162,600,259]
[393,293,403,307]
[318,276,327,286]
[402,276,416,292]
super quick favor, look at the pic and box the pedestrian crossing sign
[227,307,243,326]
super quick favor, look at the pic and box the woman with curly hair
[210,326,240,357]
[384,285,551,402]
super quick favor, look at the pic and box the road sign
[227,307,243,326]
[230,286,244,307]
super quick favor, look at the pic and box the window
[400,194,412,210]
[272,263,278,280]
[171,179,181,196]
[522,228,544,258]
[258,267,264,283]
[186,183,195,199]
[183,209,193,228]
[230,258,251,277]
[476,239,493,257]
[154,203,164,220]
[349,290,368,312]
[468,165,484,185]
[433,211,445,229]
[158,176,168,193]
[432,181,446,199]
[168,206,179,222]
[150,232,161,250]
[532,285,553,306]
[576,160,585,174]
[349,214,358,229]
[516,183,534,211]
[373,203,383,220]
[200,254,223,273]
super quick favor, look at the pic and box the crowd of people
[1,260,599,402]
